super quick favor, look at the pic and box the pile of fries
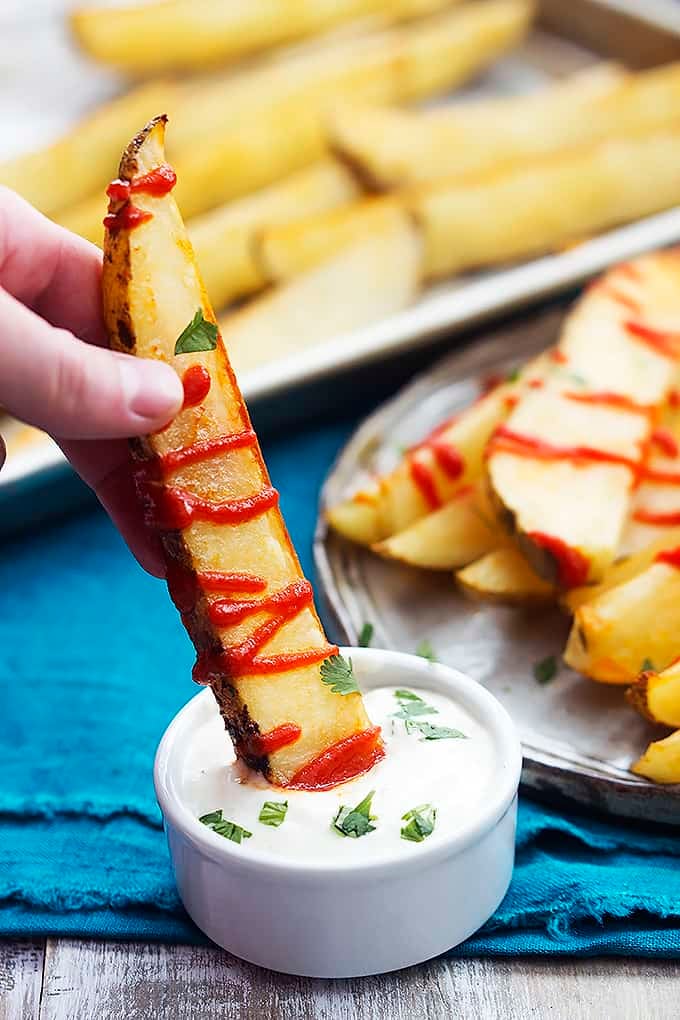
[6,0,680,376]
[328,252,680,786]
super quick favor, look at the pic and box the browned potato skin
[102,117,370,785]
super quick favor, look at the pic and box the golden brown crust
[626,672,654,721]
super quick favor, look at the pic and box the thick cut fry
[102,117,372,786]
[219,211,421,376]
[564,561,680,684]
[329,62,629,187]
[628,659,680,728]
[457,546,555,604]
[327,366,541,547]
[258,124,680,283]
[191,160,359,311]
[70,0,458,74]
[0,80,177,216]
[172,0,534,218]
[632,729,680,785]
[373,484,500,570]
[488,259,680,588]
[419,124,680,279]
[564,530,680,612]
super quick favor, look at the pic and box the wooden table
[2,939,679,1019]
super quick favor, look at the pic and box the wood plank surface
[21,938,680,1020]
[0,940,44,1020]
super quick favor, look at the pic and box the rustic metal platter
[314,305,680,826]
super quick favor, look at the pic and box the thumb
[0,286,182,439]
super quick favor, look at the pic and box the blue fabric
[1,417,680,955]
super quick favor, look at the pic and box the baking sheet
[4,1,680,522]
[314,306,680,825]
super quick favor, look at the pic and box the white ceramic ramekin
[154,647,522,977]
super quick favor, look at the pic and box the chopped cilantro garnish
[401,803,436,843]
[641,657,655,673]
[174,308,218,355]
[533,655,558,686]
[333,790,377,839]
[258,800,288,828]
[412,721,466,741]
[199,809,251,844]
[320,653,360,695]
[358,622,374,648]
[415,639,437,663]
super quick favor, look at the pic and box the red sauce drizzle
[104,163,177,232]
[624,320,680,360]
[182,365,211,409]
[639,466,680,485]
[196,570,266,593]
[287,726,385,791]
[249,723,302,756]
[408,419,464,510]
[487,426,639,474]
[208,579,313,627]
[103,204,152,233]
[160,430,256,472]
[633,509,680,526]
[528,378,544,389]
[527,532,590,588]
[137,478,278,530]
[564,391,652,416]
[550,349,568,364]
[670,390,680,409]
[651,428,680,458]
[595,283,641,314]
[655,548,680,569]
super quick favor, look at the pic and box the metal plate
[314,305,680,826]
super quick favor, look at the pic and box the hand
[0,186,183,575]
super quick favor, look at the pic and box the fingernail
[119,358,183,422]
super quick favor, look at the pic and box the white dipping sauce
[182,685,498,865]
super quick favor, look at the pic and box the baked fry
[456,546,555,604]
[219,210,421,376]
[329,62,628,187]
[627,658,680,728]
[102,117,375,786]
[632,729,680,785]
[564,557,680,684]
[70,0,459,74]
[373,484,501,570]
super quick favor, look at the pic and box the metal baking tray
[3,0,680,529]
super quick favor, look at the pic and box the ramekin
[154,647,522,977]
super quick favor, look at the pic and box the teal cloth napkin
[1,418,679,954]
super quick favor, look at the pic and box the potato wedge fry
[456,546,555,604]
[373,484,500,570]
[219,209,421,376]
[564,560,680,684]
[418,123,680,279]
[173,0,534,217]
[70,0,458,74]
[627,658,680,728]
[631,729,680,785]
[259,123,680,283]
[564,529,680,612]
[0,80,178,216]
[327,368,535,547]
[329,62,628,187]
[487,258,680,587]
[102,117,373,786]
[192,159,359,311]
